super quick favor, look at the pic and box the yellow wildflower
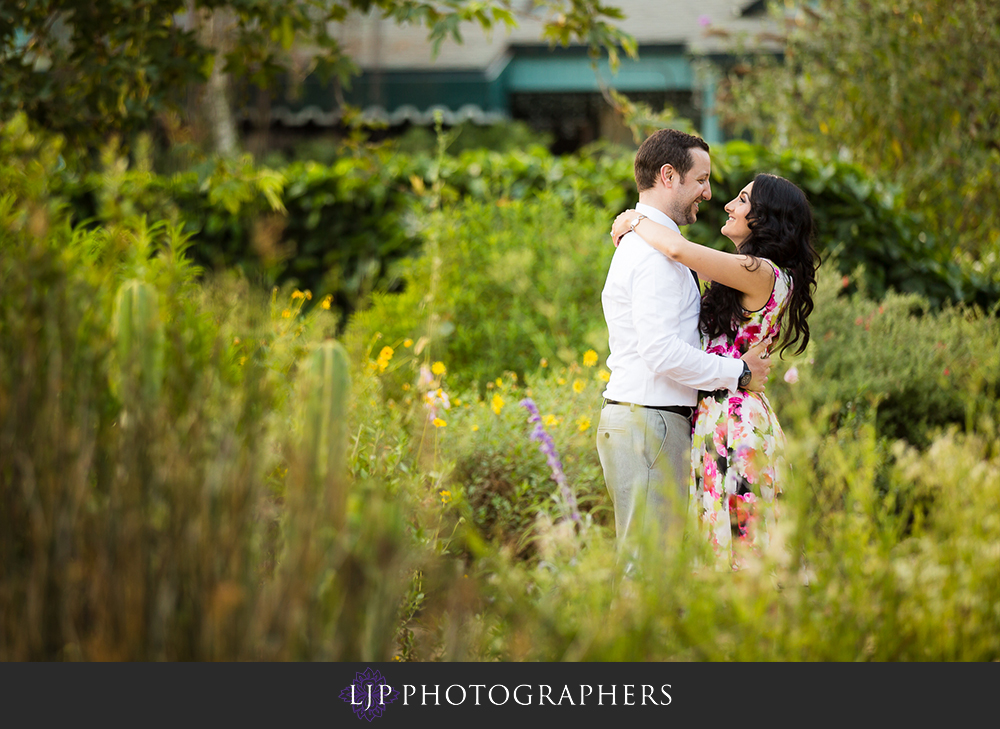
[404,338,413,348]
[292,290,304,299]
[471,424,479,432]
[583,349,598,367]
[431,361,447,376]
[495,377,503,389]
[557,377,566,386]
[432,418,447,428]
[304,290,312,300]
[375,346,394,373]
[572,379,585,394]
[321,295,332,310]
[439,490,452,504]
[543,414,560,427]
[540,358,548,368]
[281,309,291,319]
[491,394,504,414]
[598,369,611,383]
[576,416,591,432]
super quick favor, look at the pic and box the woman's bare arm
[611,210,775,310]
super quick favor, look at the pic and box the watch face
[739,363,751,387]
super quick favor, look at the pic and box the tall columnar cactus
[111,279,165,407]
[300,340,351,525]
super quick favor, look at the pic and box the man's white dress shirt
[601,202,742,407]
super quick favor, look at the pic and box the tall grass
[0,119,421,660]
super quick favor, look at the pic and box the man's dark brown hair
[633,129,711,191]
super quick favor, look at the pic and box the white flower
[783,366,800,384]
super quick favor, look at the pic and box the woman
[610,173,820,569]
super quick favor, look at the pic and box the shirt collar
[634,202,682,236]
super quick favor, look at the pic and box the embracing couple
[597,128,820,573]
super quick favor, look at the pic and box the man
[597,128,771,565]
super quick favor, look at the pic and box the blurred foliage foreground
[1,115,999,661]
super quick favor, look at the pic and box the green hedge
[56,138,998,328]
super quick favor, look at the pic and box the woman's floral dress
[690,263,791,570]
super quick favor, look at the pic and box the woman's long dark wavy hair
[699,173,821,356]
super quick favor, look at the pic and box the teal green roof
[260,46,718,138]
[505,52,694,93]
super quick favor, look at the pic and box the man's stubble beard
[666,199,697,227]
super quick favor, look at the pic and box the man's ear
[659,164,675,188]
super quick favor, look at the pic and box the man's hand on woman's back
[742,339,772,392]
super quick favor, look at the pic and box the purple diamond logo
[339,667,400,721]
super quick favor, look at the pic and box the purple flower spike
[520,398,582,524]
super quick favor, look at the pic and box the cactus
[300,340,351,523]
[111,279,165,407]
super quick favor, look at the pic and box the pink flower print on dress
[734,323,762,350]
[734,445,758,483]
[728,393,744,419]
[729,495,752,538]
[702,456,721,492]
[714,422,728,458]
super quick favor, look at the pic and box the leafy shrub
[764,266,1000,449]
[344,194,614,392]
[340,323,610,561]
